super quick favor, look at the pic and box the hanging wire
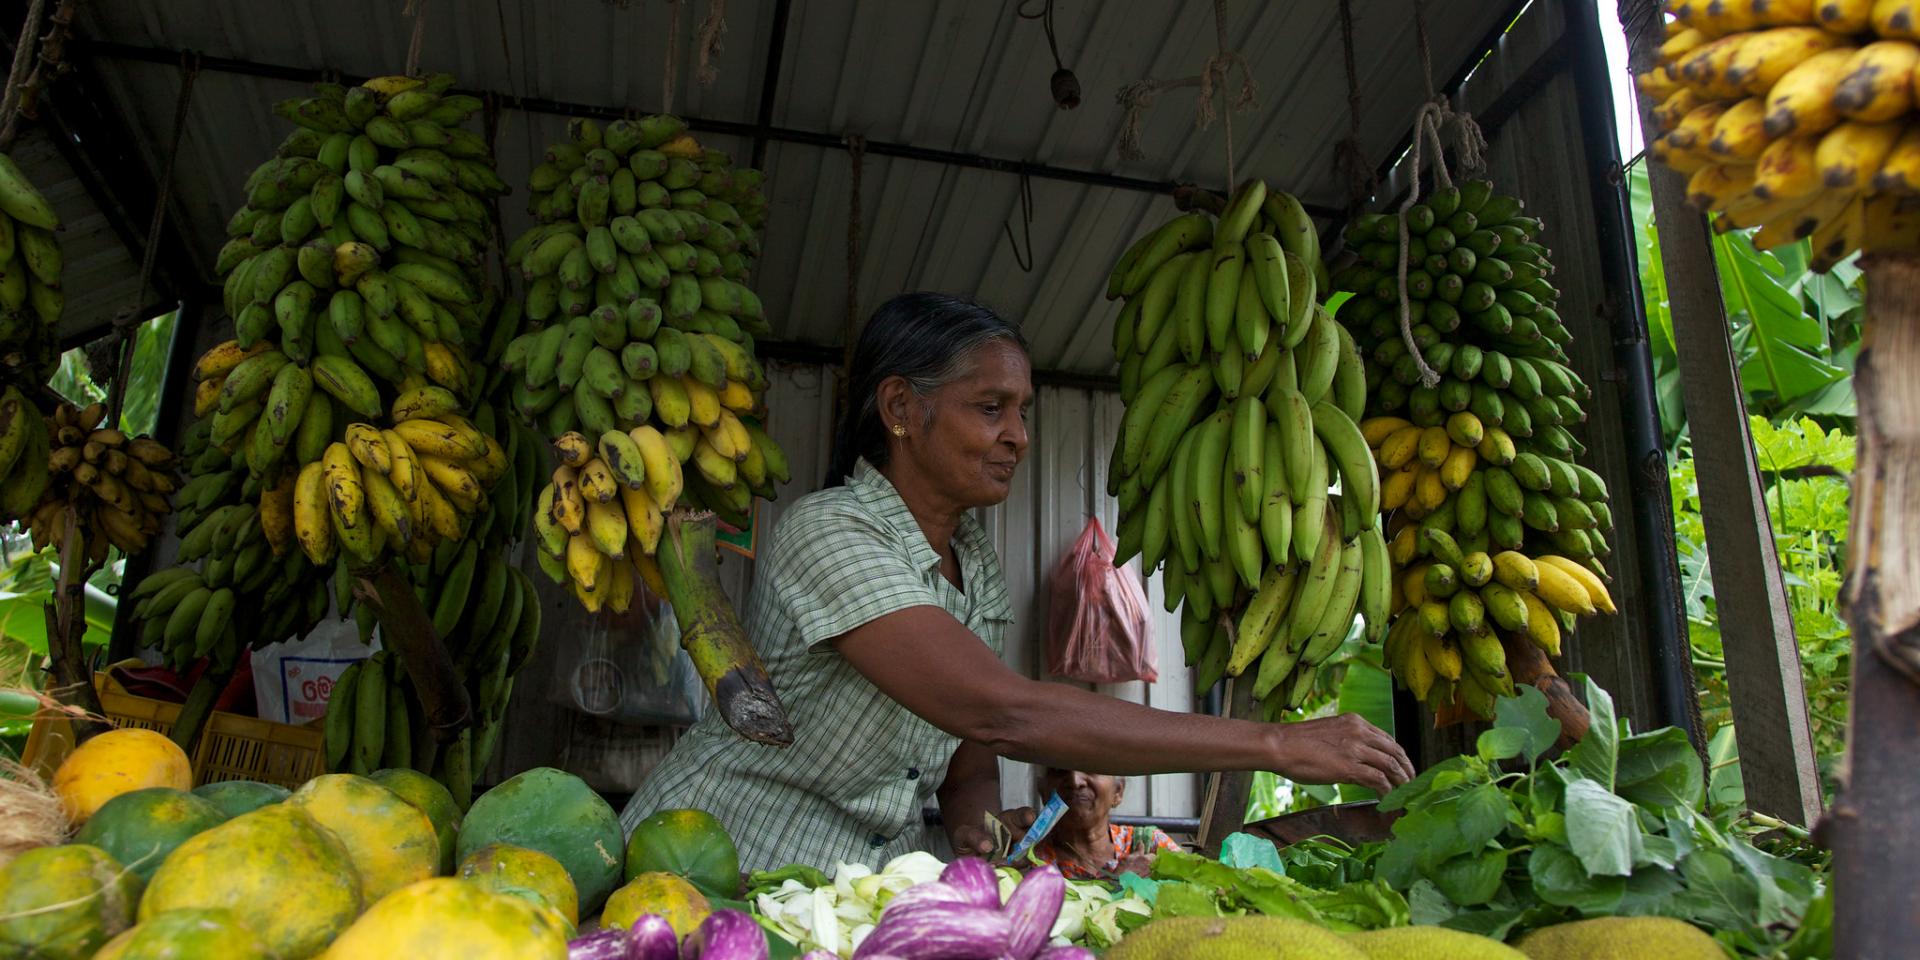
[663,0,684,115]
[1017,0,1065,71]
[1334,0,1377,212]
[106,52,197,423]
[1002,172,1035,273]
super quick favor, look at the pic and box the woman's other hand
[1269,713,1417,795]
[948,806,1040,859]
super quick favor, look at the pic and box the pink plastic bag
[1046,517,1157,684]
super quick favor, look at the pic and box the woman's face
[1045,770,1124,827]
[885,340,1033,508]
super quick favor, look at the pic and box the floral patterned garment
[1031,823,1181,880]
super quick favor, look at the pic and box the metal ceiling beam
[756,337,1117,393]
[748,0,792,169]
[76,39,1343,219]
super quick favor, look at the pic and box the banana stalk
[359,563,473,741]
[656,508,794,746]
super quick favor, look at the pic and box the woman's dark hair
[824,293,1027,486]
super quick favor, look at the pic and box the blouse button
[905,767,920,780]
[869,833,889,848]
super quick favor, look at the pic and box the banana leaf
[1714,233,1847,412]
[0,550,115,657]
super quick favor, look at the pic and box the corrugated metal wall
[497,361,1199,820]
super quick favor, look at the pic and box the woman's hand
[1267,713,1416,795]
[948,806,1039,859]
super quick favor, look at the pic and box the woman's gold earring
[891,424,907,438]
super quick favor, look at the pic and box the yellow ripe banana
[1652,133,1717,175]
[1707,98,1771,160]
[585,497,628,557]
[1816,120,1905,189]
[1816,0,1872,33]
[293,460,335,565]
[604,553,635,615]
[566,529,604,595]
[1761,47,1857,139]
[1714,186,1822,230]
[1753,134,1823,199]
[683,377,722,428]
[1536,555,1616,614]
[1414,467,1448,512]
[1652,88,1706,134]
[1519,589,1562,655]
[1832,40,1920,122]
[1402,565,1429,608]
[1871,123,1920,193]
[193,378,223,418]
[692,436,738,487]
[195,340,270,381]
[418,455,485,512]
[1423,632,1464,683]
[1726,27,1848,96]
[1382,464,1417,512]
[1754,187,1854,248]
[344,422,392,474]
[702,420,742,462]
[259,473,296,556]
[1660,27,1709,61]
[1415,426,1451,468]
[1388,523,1418,566]
[1754,0,1819,26]
[1687,162,1758,210]
[362,465,412,547]
[1675,35,1751,99]
[392,416,487,460]
[621,485,665,555]
[321,442,365,528]
[380,428,420,503]
[1809,191,1866,271]
[552,465,585,535]
[1492,550,1539,592]
[1668,100,1734,151]
[630,424,683,507]
[1872,0,1920,39]
[473,434,508,485]
[415,472,463,542]
[1439,445,1478,491]
[650,377,691,428]
[579,458,619,504]
[1532,559,1599,616]
[716,409,753,463]
[1637,64,1683,102]
[1359,416,1414,447]
[552,430,594,468]
[718,380,756,413]
[1377,425,1422,469]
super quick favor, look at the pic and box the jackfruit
[1105,916,1370,959]
[1347,925,1530,958]
[1514,917,1724,960]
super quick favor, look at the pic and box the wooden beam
[1831,251,1920,957]
[1195,674,1256,856]
[1617,2,1821,825]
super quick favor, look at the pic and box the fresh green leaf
[1674,849,1760,931]
[1379,755,1472,812]
[1614,727,1706,811]
[1528,843,1626,914]
[1219,833,1282,872]
[1563,779,1639,877]
[1439,906,1535,940]
[1725,838,1817,929]
[1454,783,1514,851]
[1407,880,1459,926]
[1614,866,1687,917]
[1495,685,1562,765]
[1151,881,1224,920]
[1477,726,1530,763]
[1566,677,1619,788]
[1427,848,1509,907]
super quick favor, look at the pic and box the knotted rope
[695,0,727,88]
[662,0,682,115]
[403,0,429,76]
[1114,0,1257,166]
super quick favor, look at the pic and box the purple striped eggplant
[938,857,1002,910]
[852,902,1011,960]
[1002,865,1065,959]
[679,909,768,960]
[569,927,636,960]
[632,914,681,960]
[882,880,969,914]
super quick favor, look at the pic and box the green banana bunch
[0,153,64,387]
[1104,180,1394,721]
[500,117,791,614]
[1331,179,1620,721]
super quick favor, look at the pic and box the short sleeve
[770,502,940,649]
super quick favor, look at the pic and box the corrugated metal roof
[8,126,145,343]
[68,0,1519,373]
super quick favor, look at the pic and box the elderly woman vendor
[620,293,1413,871]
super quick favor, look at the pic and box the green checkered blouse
[619,459,1013,871]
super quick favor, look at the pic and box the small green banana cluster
[0,153,65,387]
[1332,179,1619,721]
[499,117,791,613]
[128,415,329,674]
[325,541,542,808]
[1104,180,1394,722]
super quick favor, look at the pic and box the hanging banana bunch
[10,398,180,567]
[0,153,64,388]
[1331,177,1618,721]
[1642,1,1920,268]
[1102,181,1393,722]
[500,116,790,615]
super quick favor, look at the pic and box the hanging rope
[1113,0,1256,164]
[106,53,196,423]
[1018,0,1079,108]
[1333,0,1375,211]
[694,0,727,89]
[662,0,683,115]
[1392,0,1488,388]
[403,0,430,77]
[0,0,66,152]
[1002,172,1034,273]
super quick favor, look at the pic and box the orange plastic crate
[21,674,323,791]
